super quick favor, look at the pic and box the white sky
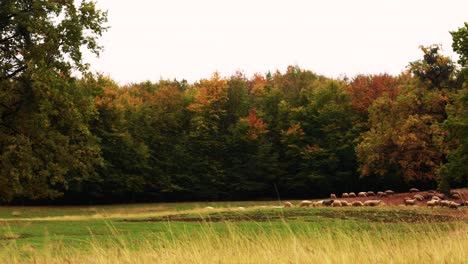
[84,0,468,84]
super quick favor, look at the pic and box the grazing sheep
[332,200,342,207]
[358,192,367,197]
[364,200,381,206]
[384,190,395,195]
[413,194,424,201]
[404,199,416,206]
[422,193,433,199]
[367,191,376,196]
[342,193,349,198]
[205,206,215,209]
[340,201,350,206]
[450,190,461,195]
[431,196,441,201]
[452,193,461,200]
[299,200,313,207]
[427,200,438,207]
[313,200,324,207]
[322,200,334,206]
[377,191,387,197]
[283,202,294,208]
[409,188,420,193]
[439,200,450,207]
[448,202,459,209]
[352,201,364,206]
[330,194,337,199]
[434,193,447,200]
[349,192,357,198]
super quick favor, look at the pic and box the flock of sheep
[282,189,466,209]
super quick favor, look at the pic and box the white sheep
[313,200,324,207]
[384,190,395,195]
[409,188,420,193]
[426,200,438,207]
[342,193,349,198]
[404,199,416,206]
[367,191,376,196]
[439,200,450,207]
[299,200,313,207]
[330,194,337,199]
[332,200,342,207]
[377,191,387,197]
[413,194,424,201]
[204,206,215,209]
[340,201,350,206]
[349,192,357,198]
[283,202,293,208]
[448,202,459,209]
[358,192,367,197]
[352,201,364,206]
[364,200,381,206]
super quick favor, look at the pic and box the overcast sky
[84,0,468,84]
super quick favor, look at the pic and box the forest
[0,1,467,204]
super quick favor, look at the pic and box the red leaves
[348,74,400,114]
[244,108,268,140]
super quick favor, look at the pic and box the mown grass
[0,204,467,263]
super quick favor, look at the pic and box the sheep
[358,192,367,197]
[422,193,433,199]
[349,192,357,198]
[367,191,376,196]
[384,190,395,195]
[431,196,441,201]
[404,199,416,206]
[448,202,459,209]
[332,200,342,207]
[342,193,349,198]
[452,193,461,200]
[313,200,324,207]
[450,190,461,195]
[377,191,387,198]
[204,206,215,209]
[434,193,447,200]
[299,200,313,207]
[322,200,334,206]
[237,207,246,210]
[428,190,437,194]
[413,194,424,201]
[283,202,294,208]
[340,201,350,206]
[364,200,381,206]
[330,194,337,199]
[352,201,364,206]
[427,200,439,207]
[439,200,450,207]
[409,188,420,193]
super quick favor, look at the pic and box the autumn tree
[0,0,107,202]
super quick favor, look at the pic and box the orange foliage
[188,72,227,114]
[250,73,268,95]
[348,74,400,113]
[244,108,268,140]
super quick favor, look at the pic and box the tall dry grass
[1,220,467,264]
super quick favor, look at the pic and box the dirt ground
[335,188,468,207]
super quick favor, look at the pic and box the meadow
[0,201,467,263]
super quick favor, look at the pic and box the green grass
[0,203,467,263]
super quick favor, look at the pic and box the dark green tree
[0,0,107,202]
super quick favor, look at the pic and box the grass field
[0,201,467,263]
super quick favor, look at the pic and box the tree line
[0,1,467,204]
